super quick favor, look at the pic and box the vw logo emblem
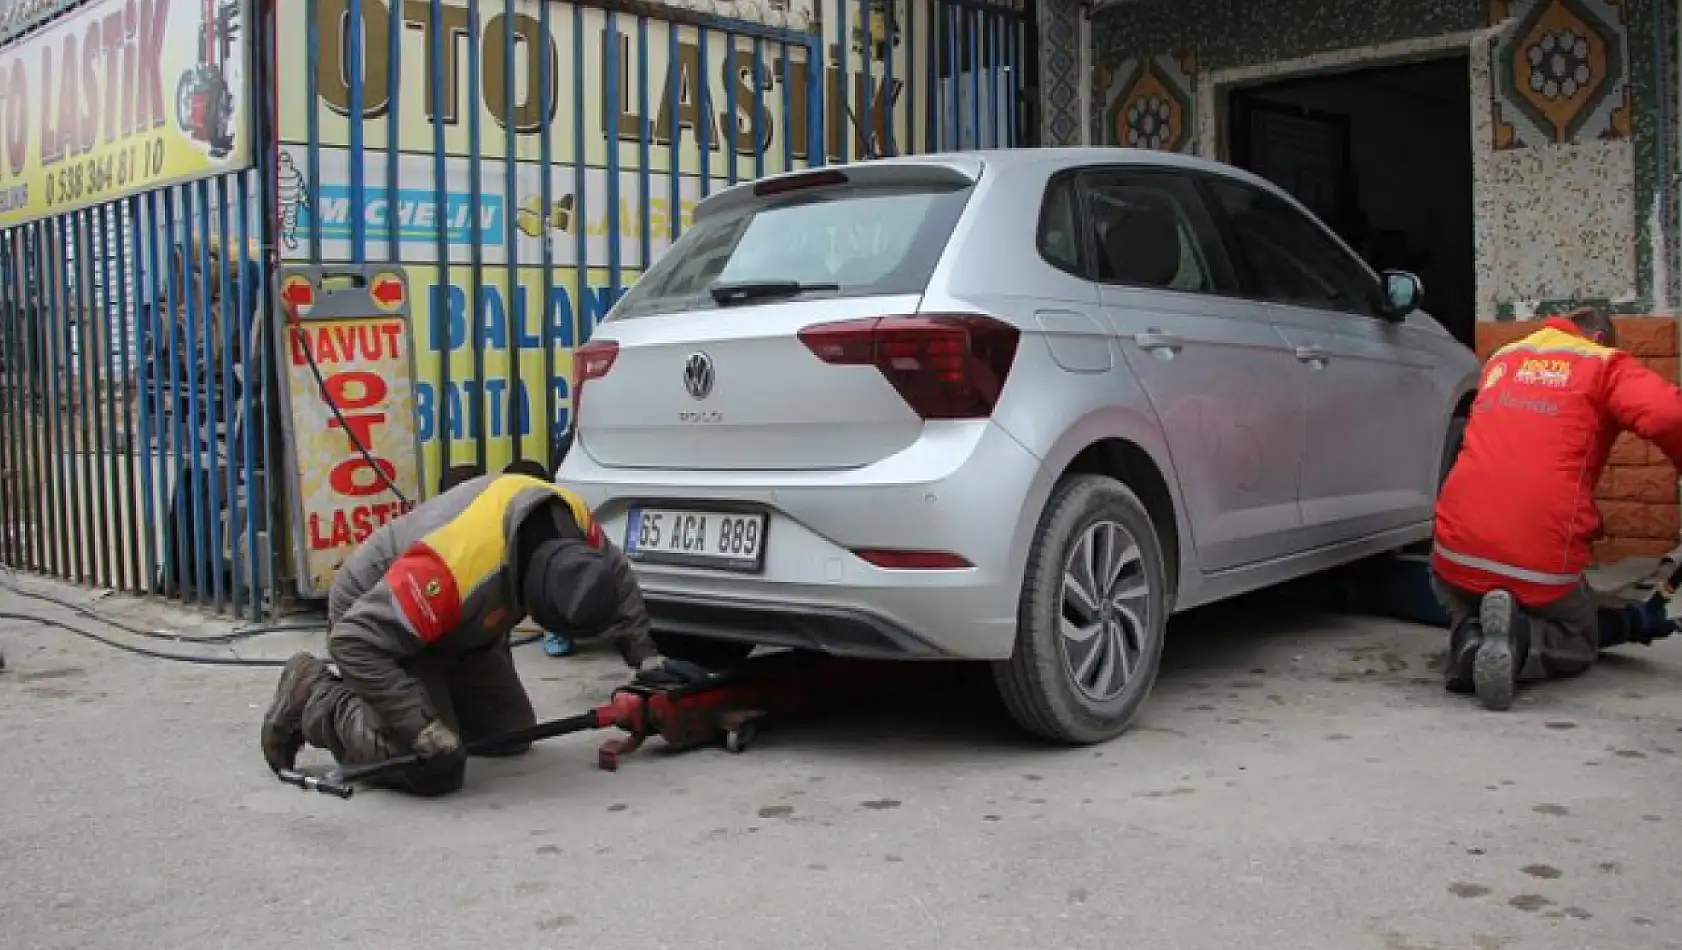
[683,351,715,400]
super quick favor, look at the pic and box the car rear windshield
[607,180,974,321]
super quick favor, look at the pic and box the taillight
[852,549,974,570]
[797,313,1020,420]
[571,339,619,420]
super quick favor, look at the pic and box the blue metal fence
[0,168,281,617]
[0,0,283,619]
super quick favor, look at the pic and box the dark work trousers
[1431,575,1599,681]
[300,638,538,796]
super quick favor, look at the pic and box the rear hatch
[573,159,1018,472]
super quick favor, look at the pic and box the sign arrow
[370,276,405,310]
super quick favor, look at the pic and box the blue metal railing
[0,166,280,618]
[0,0,281,618]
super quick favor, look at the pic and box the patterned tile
[1093,51,1198,153]
[1490,0,1633,149]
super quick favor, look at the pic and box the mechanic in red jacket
[1433,306,1682,711]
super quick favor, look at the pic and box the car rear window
[607,181,974,320]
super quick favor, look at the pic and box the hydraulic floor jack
[277,650,951,800]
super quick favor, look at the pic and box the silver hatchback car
[560,148,1481,744]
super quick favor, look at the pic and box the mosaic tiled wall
[1091,0,1485,77]
[1089,0,1677,318]
[1478,0,1639,318]
[1039,0,1085,145]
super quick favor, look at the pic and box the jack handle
[274,708,610,799]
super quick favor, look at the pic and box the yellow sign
[279,0,922,174]
[279,270,424,597]
[0,0,253,227]
[270,0,1026,495]
[402,262,628,481]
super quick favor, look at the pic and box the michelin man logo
[276,151,310,251]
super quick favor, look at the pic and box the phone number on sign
[43,137,168,209]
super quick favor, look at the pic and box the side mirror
[1381,270,1422,320]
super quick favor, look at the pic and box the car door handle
[1133,331,1184,353]
[1294,345,1330,363]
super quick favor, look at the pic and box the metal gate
[0,0,281,619]
[0,0,1026,616]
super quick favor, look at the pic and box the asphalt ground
[2,575,1680,950]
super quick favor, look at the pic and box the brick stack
[1473,316,1681,565]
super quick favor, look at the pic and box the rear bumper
[645,589,948,659]
[559,419,1043,660]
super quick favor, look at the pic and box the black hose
[0,574,326,644]
[0,573,546,660]
[0,612,289,668]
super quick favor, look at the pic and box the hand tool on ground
[276,650,950,800]
[1344,547,1682,647]
[1590,546,1682,646]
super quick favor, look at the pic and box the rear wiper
[708,279,840,306]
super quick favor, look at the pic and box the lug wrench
[276,708,609,799]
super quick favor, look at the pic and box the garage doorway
[1226,54,1475,349]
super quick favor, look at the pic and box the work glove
[411,720,461,760]
[635,655,713,688]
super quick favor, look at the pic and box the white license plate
[624,507,768,572]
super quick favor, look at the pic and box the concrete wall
[1090,0,1680,322]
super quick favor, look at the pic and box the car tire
[1404,413,1468,556]
[1438,414,1468,491]
[992,474,1170,745]
[650,631,755,669]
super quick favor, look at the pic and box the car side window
[1077,170,1239,295]
[1204,177,1384,316]
[1037,175,1085,275]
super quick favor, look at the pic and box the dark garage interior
[1227,54,1476,348]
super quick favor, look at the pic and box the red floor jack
[276,651,950,799]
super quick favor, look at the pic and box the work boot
[261,652,328,773]
[1444,620,1483,694]
[1474,590,1529,712]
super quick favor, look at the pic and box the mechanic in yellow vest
[259,465,708,796]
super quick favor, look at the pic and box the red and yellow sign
[0,0,253,226]
[282,302,423,596]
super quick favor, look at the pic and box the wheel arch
[1014,407,1190,610]
[1453,388,1476,419]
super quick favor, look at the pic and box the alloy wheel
[1058,520,1151,702]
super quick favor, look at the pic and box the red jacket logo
[1514,357,1573,388]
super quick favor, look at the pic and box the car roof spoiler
[694,157,984,223]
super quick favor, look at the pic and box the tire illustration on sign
[175,0,243,159]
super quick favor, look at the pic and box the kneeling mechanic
[259,466,710,795]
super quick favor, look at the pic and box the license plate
[624,507,768,572]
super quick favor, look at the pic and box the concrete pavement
[1,575,1680,950]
